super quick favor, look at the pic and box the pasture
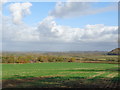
[2,62,119,88]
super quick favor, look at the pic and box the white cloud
[2,15,40,42]
[11,25,40,42]
[79,24,118,42]
[9,2,32,24]
[50,1,117,18]
[36,16,118,43]
[2,15,117,43]
[0,0,8,5]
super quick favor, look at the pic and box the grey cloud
[50,2,117,18]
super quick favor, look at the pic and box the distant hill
[107,48,120,55]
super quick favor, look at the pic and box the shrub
[55,57,64,62]
[37,56,44,62]
[68,57,76,62]
[48,56,55,62]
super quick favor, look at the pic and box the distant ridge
[108,48,120,55]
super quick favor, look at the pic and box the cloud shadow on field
[2,73,120,88]
[65,68,119,72]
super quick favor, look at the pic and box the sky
[1,0,118,52]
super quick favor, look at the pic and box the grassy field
[2,62,120,88]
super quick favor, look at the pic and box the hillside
[108,48,120,55]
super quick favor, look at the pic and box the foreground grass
[2,63,120,88]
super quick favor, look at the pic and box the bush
[48,56,55,62]
[54,57,63,62]
[68,57,76,62]
[37,56,44,62]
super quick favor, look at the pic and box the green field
[2,63,120,88]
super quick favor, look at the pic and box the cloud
[2,15,118,51]
[36,16,118,43]
[79,24,118,42]
[50,1,117,18]
[2,1,118,43]
[36,16,80,42]
[0,0,8,5]
[9,2,32,24]
[2,15,118,43]
[2,15,40,42]
[2,2,118,52]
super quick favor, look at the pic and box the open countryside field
[2,0,119,89]
[2,62,120,88]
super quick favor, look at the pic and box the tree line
[2,55,76,63]
[1,53,118,64]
